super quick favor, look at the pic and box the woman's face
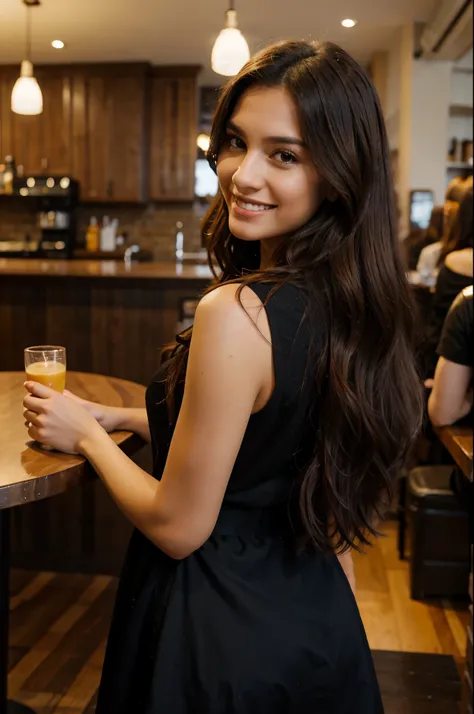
[217,86,323,246]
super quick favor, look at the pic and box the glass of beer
[24,346,67,392]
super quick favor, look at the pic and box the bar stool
[407,465,470,600]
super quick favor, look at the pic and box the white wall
[397,23,415,238]
[409,60,452,205]
[385,29,402,150]
[374,30,473,236]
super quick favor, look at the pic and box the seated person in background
[427,286,473,427]
[423,187,473,378]
[415,176,468,285]
[404,205,444,271]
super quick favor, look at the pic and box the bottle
[3,155,16,195]
[100,216,109,251]
[100,216,118,251]
[86,217,100,252]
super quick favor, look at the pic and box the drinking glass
[24,346,67,392]
[24,346,67,449]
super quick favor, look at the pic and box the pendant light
[211,0,250,77]
[12,0,43,116]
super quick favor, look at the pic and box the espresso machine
[0,176,79,258]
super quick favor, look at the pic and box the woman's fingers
[27,423,41,442]
[24,381,56,398]
[23,394,49,413]
[23,409,40,426]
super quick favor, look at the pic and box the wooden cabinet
[73,65,149,202]
[38,71,73,175]
[0,67,44,174]
[0,62,200,202]
[149,67,199,201]
[0,66,73,176]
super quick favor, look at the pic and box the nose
[231,151,266,194]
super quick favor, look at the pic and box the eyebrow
[226,120,307,148]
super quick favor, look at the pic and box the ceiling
[1,0,438,85]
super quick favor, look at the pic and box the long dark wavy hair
[164,40,424,553]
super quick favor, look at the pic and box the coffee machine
[0,176,79,258]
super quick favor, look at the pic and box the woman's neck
[259,237,283,270]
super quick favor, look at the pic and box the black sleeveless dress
[96,282,384,714]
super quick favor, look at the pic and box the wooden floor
[353,521,469,669]
[7,520,469,713]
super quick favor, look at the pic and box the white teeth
[236,198,273,212]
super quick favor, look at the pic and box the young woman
[23,40,423,714]
[424,187,473,378]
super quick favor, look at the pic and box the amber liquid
[25,361,66,392]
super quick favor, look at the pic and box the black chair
[407,465,470,600]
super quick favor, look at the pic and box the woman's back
[424,248,473,377]
[98,279,385,714]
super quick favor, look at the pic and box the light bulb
[211,9,250,77]
[11,60,43,115]
[51,40,65,49]
[197,134,211,152]
[341,18,357,28]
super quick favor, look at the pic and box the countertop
[0,371,146,508]
[434,423,473,481]
[0,258,215,281]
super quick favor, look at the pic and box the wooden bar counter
[0,371,146,714]
[0,258,213,387]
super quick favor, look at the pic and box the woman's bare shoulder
[198,282,271,341]
[445,248,473,278]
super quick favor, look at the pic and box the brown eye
[275,150,298,165]
[229,136,246,150]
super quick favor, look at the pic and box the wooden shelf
[449,104,473,117]
[446,162,473,170]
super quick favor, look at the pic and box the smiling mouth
[233,197,276,212]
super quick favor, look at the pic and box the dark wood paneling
[0,275,207,385]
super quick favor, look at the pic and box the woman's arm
[24,284,270,560]
[64,391,151,442]
[428,356,473,426]
[112,407,151,442]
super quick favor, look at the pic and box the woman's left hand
[23,381,104,454]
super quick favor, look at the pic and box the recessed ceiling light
[341,18,357,28]
[51,40,65,49]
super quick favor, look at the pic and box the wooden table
[435,422,473,714]
[0,372,146,714]
[434,423,473,481]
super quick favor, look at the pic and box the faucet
[124,244,140,268]
[175,221,184,262]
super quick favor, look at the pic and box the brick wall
[0,200,210,260]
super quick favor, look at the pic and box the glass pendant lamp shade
[12,60,43,115]
[211,8,250,76]
[11,1,43,116]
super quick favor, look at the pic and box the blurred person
[404,204,443,271]
[23,40,423,714]
[424,187,473,378]
[415,177,467,286]
[427,286,473,426]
